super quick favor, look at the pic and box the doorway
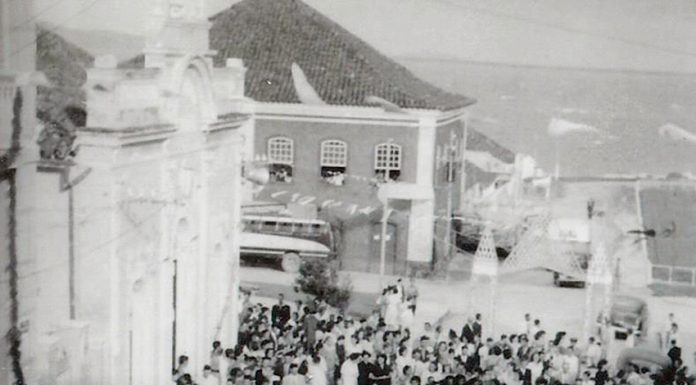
[370,222,398,275]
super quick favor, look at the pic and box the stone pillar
[407,199,434,265]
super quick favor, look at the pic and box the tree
[295,259,352,310]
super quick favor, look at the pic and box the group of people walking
[377,277,419,331]
[173,283,690,385]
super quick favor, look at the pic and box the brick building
[210,0,511,274]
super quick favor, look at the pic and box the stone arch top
[161,54,217,129]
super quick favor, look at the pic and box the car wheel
[281,252,301,273]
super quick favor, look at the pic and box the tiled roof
[209,0,475,111]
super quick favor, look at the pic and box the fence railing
[651,264,696,286]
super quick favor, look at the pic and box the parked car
[610,295,649,339]
[616,347,671,370]
[553,271,586,287]
[552,246,590,288]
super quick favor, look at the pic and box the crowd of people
[173,281,691,385]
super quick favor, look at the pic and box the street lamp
[378,199,391,290]
[436,130,465,262]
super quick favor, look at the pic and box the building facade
[7,1,251,384]
[254,103,469,274]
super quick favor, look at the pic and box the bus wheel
[281,252,301,273]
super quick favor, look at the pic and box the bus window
[242,220,255,232]
[278,222,293,234]
[310,224,321,234]
[261,221,277,232]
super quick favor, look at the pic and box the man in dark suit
[667,340,682,364]
[272,293,291,328]
[303,308,319,351]
[461,318,475,344]
[357,352,371,385]
[473,313,482,339]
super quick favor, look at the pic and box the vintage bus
[239,215,336,272]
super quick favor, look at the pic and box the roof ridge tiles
[210,0,475,111]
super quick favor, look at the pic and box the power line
[0,202,167,285]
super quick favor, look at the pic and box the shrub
[295,259,352,310]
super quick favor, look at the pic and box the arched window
[374,142,402,182]
[320,139,347,186]
[267,137,294,183]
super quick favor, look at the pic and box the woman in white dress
[384,287,401,330]
[399,296,415,331]
[308,354,328,385]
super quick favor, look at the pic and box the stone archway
[164,55,217,129]
[167,54,220,379]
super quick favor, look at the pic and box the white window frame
[267,136,294,165]
[374,142,402,174]
[320,139,348,167]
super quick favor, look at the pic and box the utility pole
[460,119,469,208]
[379,199,389,290]
[438,130,464,261]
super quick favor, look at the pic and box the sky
[33,0,696,74]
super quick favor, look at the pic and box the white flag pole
[554,137,560,182]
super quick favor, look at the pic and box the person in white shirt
[580,370,595,385]
[625,329,637,349]
[395,346,414,375]
[345,334,362,357]
[343,319,357,341]
[359,334,375,356]
[308,354,328,385]
[219,349,235,384]
[201,365,219,385]
[384,287,401,330]
[563,347,580,382]
[478,338,494,366]
[400,298,415,331]
[585,337,602,368]
[664,322,679,352]
[524,352,544,385]
[340,353,360,385]
[173,355,190,383]
[660,313,676,350]
[395,278,406,302]
[283,364,306,385]
[559,361,576,385]
[411,350,427,377]
[423,361,443,383]
[625,365,641,385]
[529,319,541,337]
[421,323,435,342]
[521,314,532,337]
